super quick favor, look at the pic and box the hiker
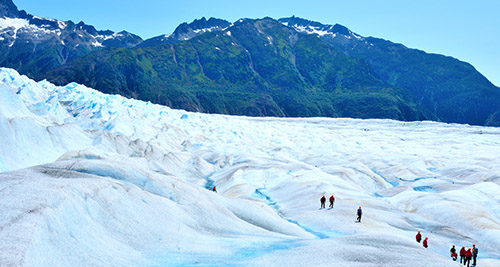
[212,186,217,192]
[416,230,422,243]
[329,194,335,208]
[465,248,472,267]
[423,237,428,248]
[320,195,326,209]
[450,245,457,261]
[356,206,362,222]
[460,246,466,264]
[472,244,478,266]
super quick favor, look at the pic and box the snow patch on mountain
[192,26,220,34]
[56,20,66,29]
[293,25,331,37]
[91,40,103,47]
[0,17,28,30]
[0,17,28,45]
[279,16,365,41]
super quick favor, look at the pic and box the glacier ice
[0,67,499,266]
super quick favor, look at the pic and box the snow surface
[0,18,30,46]
[293,25,331,37]
[284,22,364,41]
[0,18,29,31]
[91,40,104,47]
[1,67,500,266]
[192,26,221,34]
[92,32,126,47]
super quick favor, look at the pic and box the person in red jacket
[465,248,473,267]
[212,186,217,192]
[459,246,466,264]
[329,194,335,208]
[450,245,457,261]
[320,195,326,209]
[415,230,422,243]
[423,237,428,248]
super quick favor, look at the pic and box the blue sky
[16,0,500,86]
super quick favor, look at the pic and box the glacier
[0,67,499,266]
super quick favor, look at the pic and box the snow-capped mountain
[139,17,231,47]
[0,0,142,48]
[0,16,142,48]
[140,15,365,48]
[1,67,500,266]
[0,0,142,78]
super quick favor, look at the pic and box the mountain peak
[173,17,231,35]
[0,0,19,17]
[279,16,323,28]
[150,17,230,42]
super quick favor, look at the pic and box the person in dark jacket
[329,195,335,208]
[460,246,466,264]
[465,248,472,267]
[356,206,362,222]
[416,230,422,243]
[472,244,478,265]
[450,245,457,261]
[423,237,428,248]
[320,195,326,209]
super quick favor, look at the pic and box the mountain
[0,0,499,125]
[45,16,500,125]
[46,17,423,120]
[280,16,500,125]
[0,0,142,78]
[139,17,231,47]
[0,0,20,17]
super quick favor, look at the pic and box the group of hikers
[417,231,479,266]
[210,186,483,265]
[319,194,336,209]
[415,230,429,248]
[213,188,483,266]
[451,244,479,267]
[320,194,481,266]
[319,195,362,222]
